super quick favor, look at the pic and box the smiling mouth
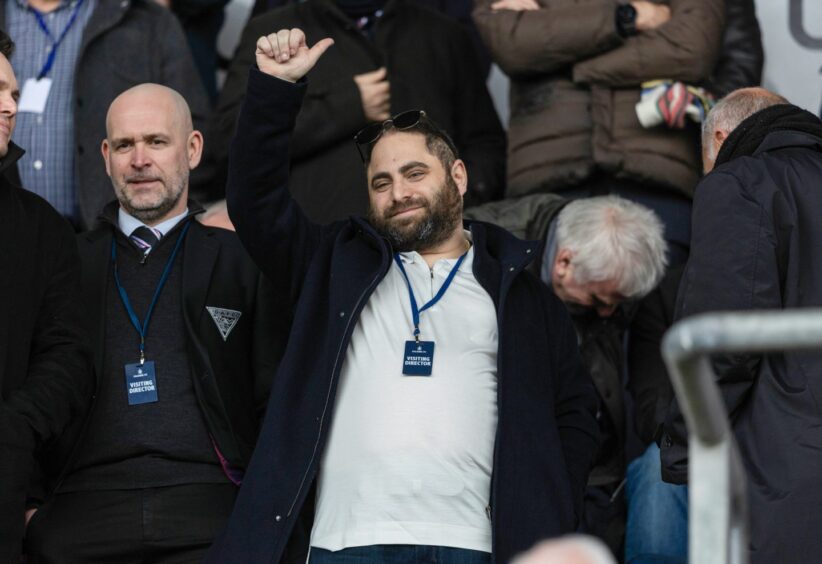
[391,206,422,218]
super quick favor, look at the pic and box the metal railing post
[661,309,822,564]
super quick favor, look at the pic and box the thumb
[306,37,335,67]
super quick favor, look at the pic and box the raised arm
[226,28,335,300]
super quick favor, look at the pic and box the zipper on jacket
[285,256,390,518]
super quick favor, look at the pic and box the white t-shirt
[309,241,499,553]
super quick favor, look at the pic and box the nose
[390,176,414,203]
[130,143,150,168]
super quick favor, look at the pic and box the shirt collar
[398,230,474,273]
[118,207,189,238]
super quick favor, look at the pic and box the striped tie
[130,226,162,255]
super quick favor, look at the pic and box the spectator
[3,0,210,230]
[249,0,492,75]
[0,30,92,561]
[155,0,230,104]
[210,0,506,224]
[661,87,822,564]
[23,84,285,562]
[465,194,667,555]
[205,29,599,564]
[473,0,725,266]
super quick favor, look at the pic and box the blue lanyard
[111,221,191,364]
[30,0,85,80]
[393,250,468,343]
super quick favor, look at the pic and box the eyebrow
[370,161,430,188]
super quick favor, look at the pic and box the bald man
[662,88,822,563]
[24,84,286,563]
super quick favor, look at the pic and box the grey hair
[702,87,789,160]
[555,195,668,299]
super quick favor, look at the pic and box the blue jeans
[624,443,689,564]
[309,545,492,564]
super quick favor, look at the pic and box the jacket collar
[0,142,24,176]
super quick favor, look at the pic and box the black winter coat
[210,0,506,224]
[0,145,92,560]
[205,69,599,564]
[662,123,822,563]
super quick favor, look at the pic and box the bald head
[702,87,789,172]
[102,83,203,225]
[106,83,193,140]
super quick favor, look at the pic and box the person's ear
[450,159,468,197]
[554,248,573,278]
[101,139,112,177]
[187,130,204,169]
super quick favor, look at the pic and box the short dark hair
[362,115,459,173]
[0,30,14,58]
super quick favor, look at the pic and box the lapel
[182,222,220,335]
[80,227,114,379]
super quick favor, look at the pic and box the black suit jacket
[39,202,287,493]
[0,144,92,559]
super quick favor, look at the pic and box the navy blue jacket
[206,68,599,564]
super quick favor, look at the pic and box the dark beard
[368,175,462,252]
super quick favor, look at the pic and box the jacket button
[526,249,532,254]
[275,515,282,522]
[508,267,514,272]
[76,98,83,108]
[339,311,345,318]
[77,145,84,155]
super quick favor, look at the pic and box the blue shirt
[7,0,96,221]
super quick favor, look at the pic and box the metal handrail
[661,308,822,564]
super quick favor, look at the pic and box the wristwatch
[616,3,638,37]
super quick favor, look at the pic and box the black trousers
[25,483,237,564]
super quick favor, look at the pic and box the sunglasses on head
[354,110,426,162]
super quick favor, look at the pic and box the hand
[491,0,539,11]
[255,28,334,83]
[354,67,391,122]
[631,1,671,31]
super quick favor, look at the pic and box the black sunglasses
[353,110,427,162]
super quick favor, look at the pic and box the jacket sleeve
[661,169,779,483]
[573,0,725,87]
[472,0,623,78]
[549,290,600,518]
[702,0,763,97]
[154,5,215,201]
[226,67,325,305]
[448,24,507,206]
[0,216,92,553]
[251,271,291,422]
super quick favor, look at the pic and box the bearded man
[23,83,286,563]
[205,28,599,564]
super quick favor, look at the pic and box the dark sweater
[61,223,225,491]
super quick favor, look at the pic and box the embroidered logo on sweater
[206,307,242,341]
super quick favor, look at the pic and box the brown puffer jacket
[473,0,725,199]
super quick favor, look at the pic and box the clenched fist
[354,67,391,123]
[255,28,334,83]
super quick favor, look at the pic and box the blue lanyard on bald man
[393,250,468,376]
[112,221,192,405]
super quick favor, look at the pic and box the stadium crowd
[1,1,821,563]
